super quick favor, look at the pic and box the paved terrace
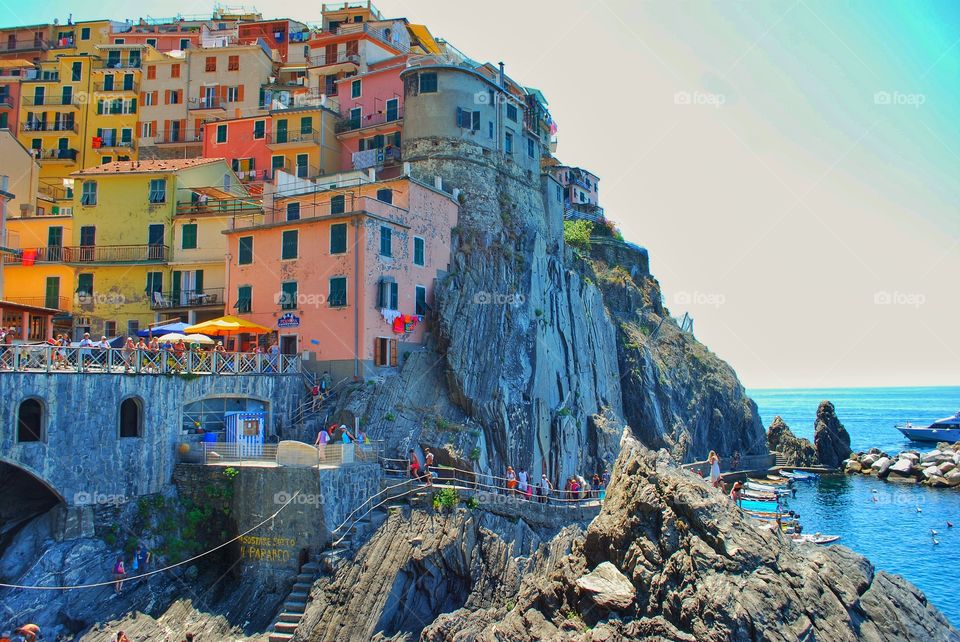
[0,344,301,375]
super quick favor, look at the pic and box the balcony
[176,198,262,218]
[266,129,320,146]
[94,81,139,94]
[149,287,225,310]
[21,122,78,134]
[94,139,137,152]
[0,38,50,53]
[307,52,360,68]
[153,130,203,145]
[21,95,77,108]
[351,145,400,170]
[3,295,71,310]
[336,107,403,133]
[189,97,225,111]
[33,148,79,162]
[0,96,14,109]
[3,244,167,264]
[98,59,142,70]
[38,181,73,201]
[231,194,405,229]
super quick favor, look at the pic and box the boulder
[900,452,920,463]
[861,453,878,467]
[845,460,863,474]
[937,461,955,475]
[873,457,893,478]
[766,416,819,467]
[921,450,942,464]
[922,466,941,480]
[889,458,914,475]
[575,561,635,610]
[814,401,852,469]
[945,471,960,487]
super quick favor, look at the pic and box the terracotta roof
[72,158,225,176]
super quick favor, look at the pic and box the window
[226,86,239,102]
[348,107,361,129]
[386,98,398,122]
[171,64,180,79]
[505,131,513,154]
[119,397,142,438]
[228,55,239,71]
[238,236,253,265]
[555,184,563,202]
[413,237,425,266]
[127,320,139,336]
[281,229,298,259]
[280,281,297,309]
[81,27,90,40]
[147,65,156,80]
[236,285,252,312]
[143,92,154,106]
[506,103,518,122]
[71,61,82,81]
[527,137,535,159]
[378,278,398,310]
[181,223,197,249]
[148,178,166,203]
[351,78,361,98]
[488,121,493,138]
[81,181,97,205]
[17,399,43,442]
[456,108,479,131]
[286,202,300,221]
[180,38,190,50]
[216,124,227,143]
[253,120,265,139]
[146,38,157,48]
[300,116,312,135]
[380,226,392,257]
[104,320,116,337]
[330,194,345,215]
[330,222,347,254]
[328,277,347,307]
[376,188,392,204]
[374,337,398,367]
[205,56,216,72]
[419,72,437,93]
[145,272,162,294]
[415,285,427,316]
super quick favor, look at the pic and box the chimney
[367,168,376,182]
[402,161,411,176]
[498,62,505,88]
[434,176,442,191]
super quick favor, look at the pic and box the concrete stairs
[267,562,319,642]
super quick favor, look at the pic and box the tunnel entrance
[0,462,62,559]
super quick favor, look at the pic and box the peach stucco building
[223,174,458,378]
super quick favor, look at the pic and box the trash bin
[203,431,218,443]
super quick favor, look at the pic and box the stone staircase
[772,451,788,468]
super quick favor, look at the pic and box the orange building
[223,174,458,377]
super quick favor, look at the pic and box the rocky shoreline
[845,442,960,488]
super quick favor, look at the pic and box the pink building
[335,56,406,173]
[223,176,458,378]
[110,27,201,53]
[549,165,602,220]
[0,59,30,131]
[202,116,273,187]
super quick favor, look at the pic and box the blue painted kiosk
[225,411,266,457]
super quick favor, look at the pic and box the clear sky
[3,0,958,389]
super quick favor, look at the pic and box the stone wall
[0,372,304,505]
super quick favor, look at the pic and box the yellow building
[67,157,242,337]
[268,105,341,179]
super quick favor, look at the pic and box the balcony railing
[336,107,403,133]
[3,295,71,310]
[0,96,14,108]
[21,95,77,107]
[33,148,79,162]
[21,122,78,133]
[153,130,203,144]
[95,139,137,151]
[307,52,360,68]
[351,145,400,170]
[98,59,142,70]
[329,22,407,52]
[149,287,225,310]
[4,245,168,264]
[189,97,224,110]
[94,81,139,94]
[231,194,405,229]
[0,38,50,52]
[176,199,262,217]
[38,182,73,201]
[266,129,320,145]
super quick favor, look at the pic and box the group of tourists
[305,372,333,412]
[504,468,609,504]
[112,544,151,595]
[407,447,435,485]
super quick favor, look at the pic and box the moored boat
[790,533,840,545]
[895,412,960,444]
[781,470,818,481]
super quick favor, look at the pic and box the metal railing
[21,95,77,107]
[96,139,137,150]
[266,129,320,145]
[307,51,360,68]
[2,295,71,310]
[21,121,78,133]
[231,194,404,229]
[350,145,400,170]
[9,244,169,263]
[94,81,139,93]
[153,130,203,144]
[336,107,402,133]
[0,96,15,108]
[0,344,302,376]
[38,182,72,201]
[98,59,142,70]
[34,148,78,162]
[0,38,51,52]
[176,199,262,217]
[149,287,225,309]
[189,97,224,110]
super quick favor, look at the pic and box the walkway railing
[0,344,301,376]
[184,440,383,466]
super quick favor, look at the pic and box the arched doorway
[0,462,63,565]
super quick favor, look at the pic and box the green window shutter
[281,281,297,309]
[330,223,346,254]
[236,285,252,312]
[414,237,424,266]
[329,277,346,307]
[181,223,197,249]
[238,236,253,265]
[194,269,203,291]
[172,270,182,300]
[330,195,345,215]
[281,230,298,260]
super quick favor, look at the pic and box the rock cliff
[767,416,819,467]
[815,401,853,468]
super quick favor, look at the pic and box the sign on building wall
[277,313,300,328]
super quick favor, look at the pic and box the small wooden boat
[745,481,791,495]
[781,471,818,481]
[790,533,840,545]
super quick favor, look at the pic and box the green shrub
[465,496,480,510]
[563,219,593,252]
[433,487,460,511]
[384,412,396,421]
[469,447,481,461]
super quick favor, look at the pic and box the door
[276,119,287,144]
[33,86,44,107]
[296,153,308,178]
[280,335,298,355]
[203,86,217,108]
[61,86,72,107]
[44,277,60,310]
[103,74,114,91]
[324,44,337,64]
[386,98,398,122]
[47,226,62,261]
[172,270,182,305]
[123,73,134,91]
[79,225,95,261]
[148,224,164,260]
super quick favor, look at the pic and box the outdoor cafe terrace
[0,344,301,375]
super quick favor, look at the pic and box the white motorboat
[896,412,960,444]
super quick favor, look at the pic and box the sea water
[749,387,960,625]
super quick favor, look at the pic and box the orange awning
[183,315,270,336]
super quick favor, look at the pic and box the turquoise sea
[749,387,960,626]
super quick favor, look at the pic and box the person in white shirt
[78,332,94,371]
[517,468,529,497]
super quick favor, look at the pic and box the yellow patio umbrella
[183,315,271,336]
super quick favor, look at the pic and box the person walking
[539,474,552,504]
[408,449,421,481]
[113,556,126,594]
[707,451,722,489]
[423,448,434,486]
[505,467,517,495]
[315,427,329,463]
[517,468,529,499]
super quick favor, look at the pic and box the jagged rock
[873,457,893,478]
[922,466,942,480]
[861,453,879,467]
[575,561,635,610]
[944,471,960,487]
[938,461,955,475]
[814,401,852,469]
[900,452,920,463]
[890,459,915,475]
[845,460,863,474]
[766,416,818,467]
